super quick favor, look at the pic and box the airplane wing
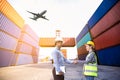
[29,17,38,21]
[40,10,47,15]
[27,11,37,15]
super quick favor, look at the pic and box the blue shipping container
[76,24,89,43]
[97,45,120,67]
[77,32,92,48]
[88,0,118,29]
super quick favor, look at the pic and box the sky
[8,0,102,38]
[8,0,103,59]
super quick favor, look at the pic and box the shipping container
[32,56,38,63]
[94,23,120,50]
[39,37,75,47]
[91,1,120,38]
[62,38,75,47]
[0,31,18,50]
[77,32,92,48]
[0,49,17,67]
[88,0,118,29]
[16,42,33,55]
[0,0,24,28]
[77,45,88,55]
[22,24,39,43]
[32,47,39,56]
[15,54,33,65]
[97,45,120,66]
[0,13,21,38]
[78,54,87,60]
[19,33,39,47]
[61,49,67,58]
[76,24,89,43]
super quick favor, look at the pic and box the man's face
[56,41,63,48]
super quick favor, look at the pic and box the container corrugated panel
[76,24,89,43]
[22,24,39,42]
[77,32,92,48]
[97,45,120,66]
[16,54,33,65]
[19,33,39,47]
[39,38,55,47]
[77,45,88,55]
[78,54,87,60]
[63,38,75,47]
[91,1,120,38]
[0,31,18,50]
[88,0,118,29]
[0,13,21,38]
[16,42,33,55]
[0,49,17,67]
[32,56,38,63]
[0,0,24,28]
[94,23,120,50]
[32,47,39,56]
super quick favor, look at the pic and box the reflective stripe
[84,64,97,71]
[84,72,97,76]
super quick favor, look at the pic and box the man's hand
[73,60,78,64]
[58,71,64,75]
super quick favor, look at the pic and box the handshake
[72,58,79,64]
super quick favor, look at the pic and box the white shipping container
[0,31,18,50]
[0,13,21,39]
[16,54,33,65]
[16,42,33,54]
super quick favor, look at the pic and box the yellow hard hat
[86,41,95,47]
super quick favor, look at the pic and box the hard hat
[86,41,95,47]
[55,37,63,42]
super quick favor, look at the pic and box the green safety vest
[83,53,98,77]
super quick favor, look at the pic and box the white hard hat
[55,37,63,42]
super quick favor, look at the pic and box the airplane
[27,10,49,21]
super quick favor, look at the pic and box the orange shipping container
[61,49,67,58]
[0,0,24,29]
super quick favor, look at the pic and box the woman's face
[85,44,91,51]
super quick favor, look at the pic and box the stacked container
[76,0,120,66]
[16,24,39,65]
[0,0,24,67]
[0,0,39,67]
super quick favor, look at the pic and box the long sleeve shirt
[51,47,73,73]
[78,51,97,64]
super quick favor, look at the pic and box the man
[51,37,77,80]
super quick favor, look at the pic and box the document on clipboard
[56,66,66,75]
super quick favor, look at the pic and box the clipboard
[56,66,66,75]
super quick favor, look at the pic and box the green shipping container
[77,32,92,48]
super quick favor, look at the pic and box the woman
[83,41,98,80]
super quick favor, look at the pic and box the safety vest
[83,53,98,77]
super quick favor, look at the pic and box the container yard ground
[0,61,120,80]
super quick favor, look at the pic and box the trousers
[85,76,94,80]
[52,67,64,80]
